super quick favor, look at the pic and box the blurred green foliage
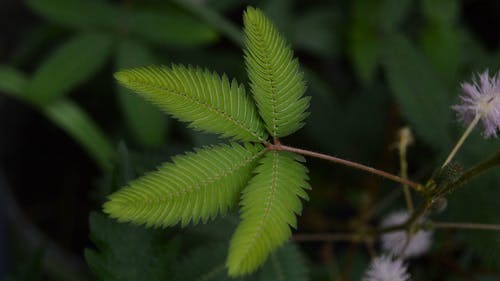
[1,0,500,280]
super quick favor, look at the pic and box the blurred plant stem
[397,127,414,212]
[448,148,500,192]
[0,169,92,281]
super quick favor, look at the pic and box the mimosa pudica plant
[103,5,500,278]
[105,7,311,276]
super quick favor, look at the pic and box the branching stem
[267,143,423,191]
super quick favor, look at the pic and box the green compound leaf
[115,65,268,143]
[26,32,113,104]
[243,7,310,138]
[227,151,310,276]
[104,143,265,228]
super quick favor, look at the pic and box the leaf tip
[114,70,133,86]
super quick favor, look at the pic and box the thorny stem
[442,114,481,168]
[267,142,423,191]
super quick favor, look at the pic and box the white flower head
[452,70,500,138]
[362,255,410,281]
[380,210,432,258]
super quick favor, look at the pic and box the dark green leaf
[127,9,218,47]
[292,8,343,58]
[420,26,463,85]
[382,34,452,150]
[116,40,168,149]
[348,23,379,84]
[26,33,113,104]
[0,66,28,99]
[421,0,459,26]
[258,243,309,281]
[172,242,232,281]
[85,212,180,281]
[379,0,412,33]
[25,0,119,30]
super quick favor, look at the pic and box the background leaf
[85,212,180,281]
[382,34,453,150]
[26,33,113,104]
[126,9,218,47]
[0,66,28,98]
[115,40,168,149]
[258,243,308,281]
[25,0,119,30]
[43,100,115,171]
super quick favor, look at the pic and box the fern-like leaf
[115,65,268,142]
[243,7,310,137]
[104,143,265,228]
[226,151,310,276]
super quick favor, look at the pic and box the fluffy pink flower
[362,255,410,281]
[452,70,500,138]
[380,210,432,258]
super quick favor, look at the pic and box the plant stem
[269,143,423,191]
[398,128,414,212]
[445,148,500,193]
[293,233,366,242]
[442,114,481,168]
[432,221,500,231]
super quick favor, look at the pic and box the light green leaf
[116,41,168,149]
[25,0,118,30]
[243,7,309,137]
[382,34,452,149]
[44,100,115,171]
[104,143,265,228]
[127,9,218,47]
[0,66,28,98]
[85,212,180,281]
[227,151,310,276]
[115,65,268,142]
[26,33,113,104]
